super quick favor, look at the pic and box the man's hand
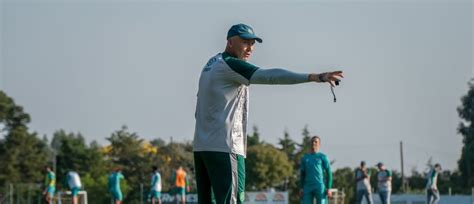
[310,71,344,87]
[299,189,304,197]
[186,186,190,192]
[327,190,333,198]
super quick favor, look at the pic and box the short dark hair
[360,161,366,166]
[311,136,320,142]
[152,166,158,171]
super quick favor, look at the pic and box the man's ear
[227,39,233,48]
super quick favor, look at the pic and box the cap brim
[239,33,263,43]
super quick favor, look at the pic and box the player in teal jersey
[43,166,56,204]
[108,167,125,204]
[149,166,162,204]
[300,136,333,204]
[426,163,441,204]
[376,162,392,204]
[355,161,373,204]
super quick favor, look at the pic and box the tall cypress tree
[457,80,474,188]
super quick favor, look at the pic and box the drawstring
[331,86,336,103]
[330,80,340,103]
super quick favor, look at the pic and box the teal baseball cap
[227,24,263,43]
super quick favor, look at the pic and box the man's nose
[247,45,254,52]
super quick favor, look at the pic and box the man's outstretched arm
[250,68,343,86]
[222,53,343,86]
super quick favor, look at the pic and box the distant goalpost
[56,190,88,204]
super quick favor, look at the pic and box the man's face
[311,138,320,150]
[229,37,255,61]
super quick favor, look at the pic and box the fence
[0,183,43,204]
[57,191,88,204]
[360,190,474,204]
[2,184,472,204]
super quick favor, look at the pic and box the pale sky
[1,0,472,172]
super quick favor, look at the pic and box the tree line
[0,80,472,204]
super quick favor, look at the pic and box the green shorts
[150,190,161,199]
[301,187,327,204]
[111,189,123,201]
[47,186,56,197]
[194,151,245,204]
[174,187,185,196]
[71,187,80,197]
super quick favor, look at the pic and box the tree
[277,130,299,203]
[0,91,49,185]
[457,79,474,188]
[150,138,166,147]
[51,130,109,190]
[248,126,262,147]
[0,91,30,131]
[439,170,464,194]
[105,126,191,202]
[288,125,313,204]
[246,143,293,191]
[278,130,297,161]
[155,141,194,191]
[81,174,114,204]
[332,167,355,204]
[294,125,312,164]
[51,130,87,185]
[389,170,403,194]
[0,127,50,184]
[106,125,146,202]
[406,168,426,194]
